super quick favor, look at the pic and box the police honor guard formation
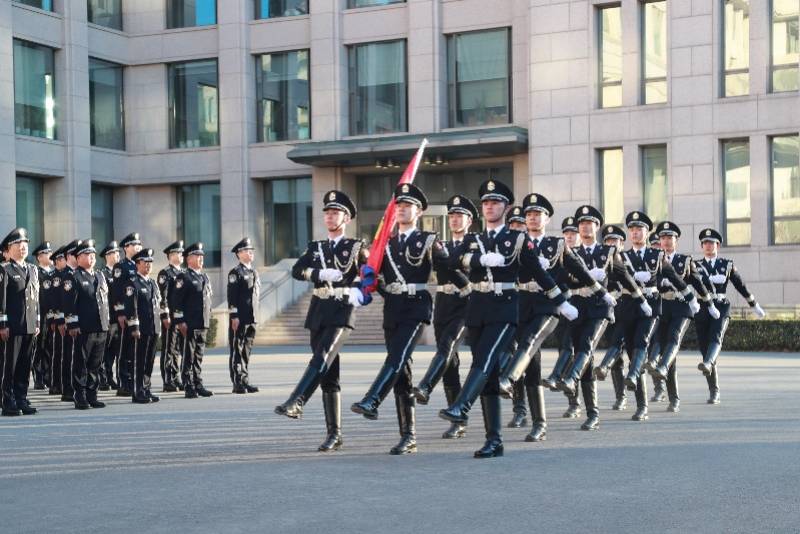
[0,168,769,464]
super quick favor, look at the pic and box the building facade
[1,0,799,306]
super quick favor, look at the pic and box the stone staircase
[254,291,386,345]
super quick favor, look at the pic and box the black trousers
[118,327,135,391]
[695,313,730,394]
[61,332,76,397]
[160,324,182,386]
[32,329,50,386]
[382,321,426,396]
[607,312,659,355]
[433,318,467,390]
[134,334,158,394]
[1,334,36,408]
[516,314,560,387]
[308,326,352,393]
[229,324,257,386]
[50,328,63,391]
[102,323,120,383]
[181,328,208,390]
[74,332,107,399]
[466,322,516,395]
[653,315,691,402]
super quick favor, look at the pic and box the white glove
[710,274,727,284]
[640,301,653,317]
[479,252,505,268]
[589,268,606,281]
[602,292,617,307]
[348,288,365,307]
[634,271,651,284]
[318,268,343,283]
[689,298,700,315]
[538,255,550,270]
[608,311,616,324]
[708,304,721,319]
[753,303,766,319]
[660,277,673,288]
[557,301,579,321]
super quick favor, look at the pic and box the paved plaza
[1,347,798,533]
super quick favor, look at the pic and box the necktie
[454,240,461,247]
[399,234,406,247]
[533,238,539,248]
[488,230,496,240]
[329,239,336,249]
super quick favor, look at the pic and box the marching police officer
[0,228,40,416]
[412,194,476,440]
[694,228,764,404]
[157,240,184,392]
[99,241,120,390]
[351,183,448,455]
[646,221,717,412]
[441,179,566,458]
[122,248,165,404]
[31,241,53,390]
[62,240,110,410]
[276,190,369,452]
[172,242,214,399]
[112,233,143,397]
[227,237,261,394]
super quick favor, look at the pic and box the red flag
[360,138,428,294]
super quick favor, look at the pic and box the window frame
[769,0,800,93]
[166,0,218,29]
[176,182,222,268]
[640,0,668,105]
[721,138,752,247]
[255,0,309,19]
[89,56,126,151]
[598,146,625,225]
[721,0,750,97]
[641,144,669,223]
[769,133,800,245]
[254,48,312,143]
[167,58,220,149]
[597,3,623,109]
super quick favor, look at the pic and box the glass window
[599,5,623,108]
[723,140,751,246]
[771,0,800,93]
[166,0,216,28]
[641,0,668,104]
[642,145,668,223]
[177,184,221,267]
[89,58,125,150]
[88,0,123,30]
[723,0,750,97]
[771,135,800,244]
[13,0,53,11]
[16,176,44,261]
[447,28,511,127]
[168,59,219,149]
[91,185,115,252]
[348,0,405,8]
[256,0,307,18]
[599,148,624,224]
[13,39,56,140]
[348,40,407,135]
[264,178,312,265]
[256,50,310,142]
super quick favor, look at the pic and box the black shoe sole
[351,404,378,420]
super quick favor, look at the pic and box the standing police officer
[172,242,214,399]
[31,241,53,390]
[122,248,165,404]
[62,240,109,410]
[0,228,40,416]
[45,246,67,396]
[227,237,261,394]
[99,241,120,391]
[157,240,184,392]
[57,240,83,403]
[112,233,142,397]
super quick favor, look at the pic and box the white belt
[643,287,659,297]
[662,290,677,301]
[384,282,428,295]
[312,287,348,300]
[574,287,596,298]
[712,293,727,302]
[470,281,516,295]
[436,284,468,296]
[517,281,543,293]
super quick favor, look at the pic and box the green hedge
[542,319,800,352]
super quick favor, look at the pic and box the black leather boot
[74,390,91,410]
[474,395,504,458]
[698,341,722,376]
[413,351,448,405]
[666,362,680,412]
[611,361,627,410]
[594,344,623,381]
[275,366,322,419]
[351,363,397,420]
[580,380,599,430]
[563,393,582,418]
[558,351,591,397]
[441,386,466,439]
[542,348,573,391]
[625,348,648,390]
[439,368,488,424]
[500,318,557,398]
[318,391,343,452]
[390,394,417,455]
[525,385,547,442]
[706,364,720,404]
[631,375,649,421]
[507,380,528,428]
[650,378,666,402]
